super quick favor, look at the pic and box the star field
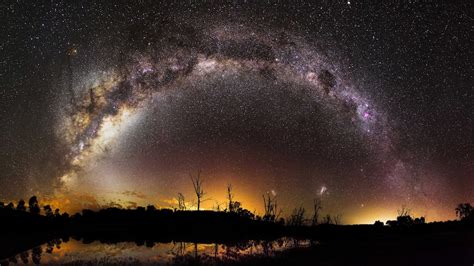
[0,1,472,223]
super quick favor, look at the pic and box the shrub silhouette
[384,206,426,227]
[414,217,425,225]
[16,199,26,212]
[146,205,157,212]
[374,220,384,227]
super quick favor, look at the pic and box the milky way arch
[57,24,395,192]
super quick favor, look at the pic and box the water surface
[3,237,311,264]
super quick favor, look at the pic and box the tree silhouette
[6,202,14,210]
[177,193,186,211]
[190,171,205,211]
[32,246,42,264]
[333,214,342,225]
[19,251,29,264]
[396,205,414,227]
[213,200,222,211]
[28,196,40,215]
[262,192,281,222]
[322,214,332,224]
[46,241,54,254]
[455,203,473,221]
[227,183,234,213]
[235,204,255,220]
[8,255,18,264]
[311,197,322,226]
[146,205,156,212]
[44,205,53,217]
[16,199,26,212]
[288,206,305,227]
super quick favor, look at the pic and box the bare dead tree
[177,193,186,211]
[213,200,222,211]
[190,171,205,211]
[397,205,411,217]
[333,214,342,225]
[227,183,234,212]
[288,206,306,227]
[262,192,282,221]
[323,214,332,224]
[312,197,323,226]
[262,193,274,218]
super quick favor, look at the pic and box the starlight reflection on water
[5,237,311,264]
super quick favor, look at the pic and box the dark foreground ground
[1,207,474,265]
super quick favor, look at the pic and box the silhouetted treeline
[0,197,69,233]
[2,197,474,236]
[1,196,474,261]
[0,196,284,247]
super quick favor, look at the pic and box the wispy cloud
[120,190,148,199]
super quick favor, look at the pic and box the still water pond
[4,237,311,265]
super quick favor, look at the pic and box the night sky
[1,1,472,224]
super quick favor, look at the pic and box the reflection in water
[2,237,310,264]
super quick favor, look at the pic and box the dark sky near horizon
[0,1,472,223]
